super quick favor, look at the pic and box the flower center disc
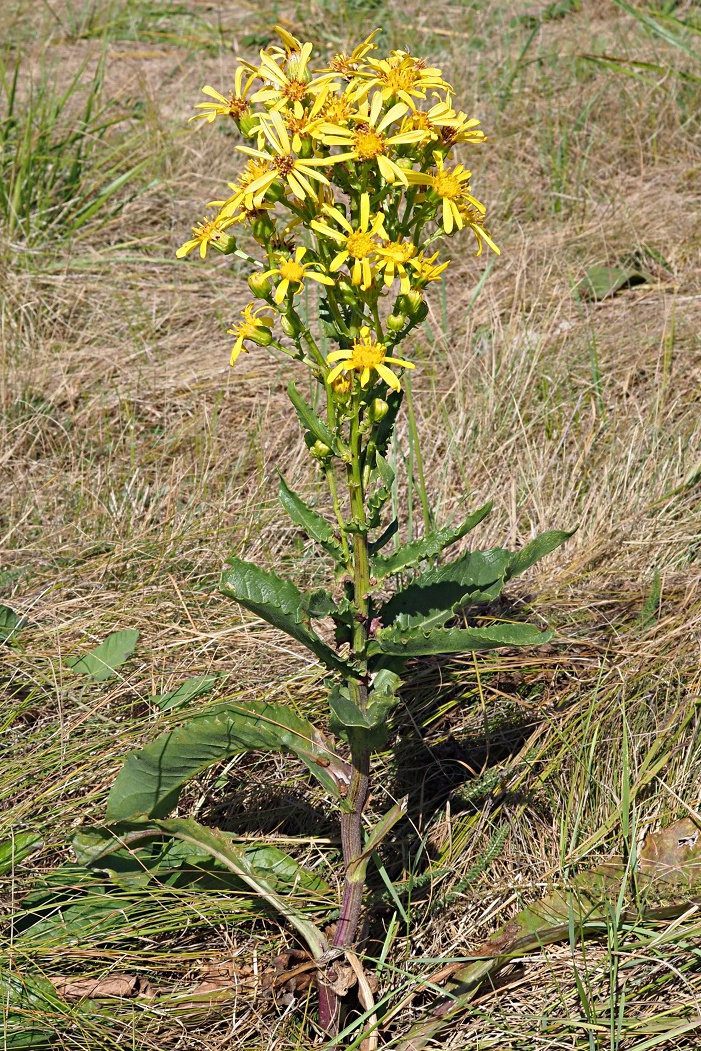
[346,230,376,258]
[353,128,386,160]
[284,80,308,102]
[279,260,306,283]
[274,155,296,175]
[434,171,463,199]
[383,68,417,93]
[352,342,385,367]
[381,241,416,263]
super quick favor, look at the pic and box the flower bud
[238,111,259,138]
[251,214,275,243]
[404,289,425,315]
[368,397,389,423]
[250,326,273,347]
[413,301,429,323]
[386,312,407,333]
[265,180,286,204]
[248,271,273,299]
[287,54,311,84]
[336,278,356,305]
[281,314,301,338]
[210,232,238,255]
[309,439,332,460]
[297,137,314,159]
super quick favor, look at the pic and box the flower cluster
[178,27,499,392]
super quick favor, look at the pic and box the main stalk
[319,399,372,1034]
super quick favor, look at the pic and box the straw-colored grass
[2,1,701,1048]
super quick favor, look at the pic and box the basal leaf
[151,674,217,712]
[505,529,574,580]
[579,264,650,301]
[0,832,43,875]
[369,622,553,657]
[287,381,341,455]
[106,699,350,820]
[78,817,328,960]
[0,604,25,643]
[220,557,356,677]
[277,474,345,564]
[66,629,139,681]
[372,501,493,578]
[0,970,67,1049]
[73,825,330,896]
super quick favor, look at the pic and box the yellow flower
[320,85,358,126]
[438,109,487,148]
[214,160,276,218]
[190,67,257,125]
[373,239,417,294]
[236,110,338,204]
[319,92,424,185]
[456,203,500,257]
[268,24,305,59]
[227,304,275,365]
[250,41,334,118]
[275,89,330,152]
[262,245,334,304]
[400,99,481,146]
[409,249,450,283]
[327,326,415,391]
[331,373,352,396]
[175,212,236,259]
[320,32,379,78]
[355,50,452,107]
[406,151,483,234]
[311,192,387,290]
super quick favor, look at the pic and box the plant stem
[319,394,372,1035]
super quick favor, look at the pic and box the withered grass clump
[2,1,701,1049]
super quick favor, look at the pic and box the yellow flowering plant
[100,27,570,1038]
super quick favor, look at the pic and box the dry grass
[2,0,701,1048]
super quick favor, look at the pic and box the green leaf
[373,389,403,458]
[328,682,396,749]
[220,557,357,677]
[151,674,217,711]
[0,604,25,642]
[0,969,68,1049]
[372,501,493,578]
[579,264,651,301]
[637,568,662,630]
[378,547,513,633]
[300,588,339,619]
[378,529,571,634]
[65,628,139,681]
[374,451,395,488]
[277,474,345,564]
[0,832,43,874]
[505,529,574,580]
[106,699,350,820]
[73,825,330,896]
[77,816,328,960]
[287,381,341,455]
[366,452,396,530]
[369,622,553,657]
[368,518,398,555]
